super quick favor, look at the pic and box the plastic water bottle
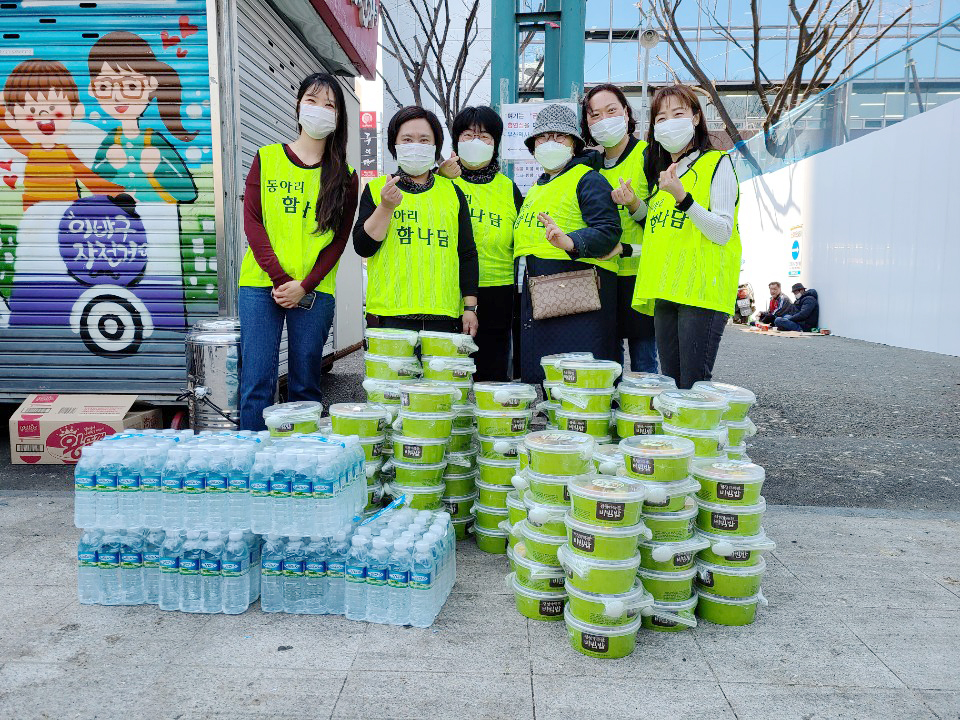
[326,530,349,615]
[344,536,369,621]
[292,455,314,535]
[96,448,122,528]
[74,445,101,528]
[250,452,272,534]
[388,539,412,625]
[260,533,285,613]
[205,450,230,530]
[282,537,307,613]
[409,540,434,628]
[303,536,327,615]
[228,447,252,529]
[179,530,203,613]
[222,530,250,615]
[77,529,102,604]
[161,448,186,530]
[200,530,224,613]
[245,530,260,605]
[365,537,391,623]
[117,448,143,528]
[159,530,183,611]
[141,447,165,527]
[143,528,164,604]
[119,528,145,605]
[270,455,294,535]
[98,530,122,605]
[182,451,206,531]
[313,456,335,535]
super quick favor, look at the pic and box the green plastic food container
[419,330,479,358]
[557,545,642,595]
[475,408,532,437]
[362,378,408,406]
[448,427,477,453]
[726,444,751,461]
[542,381,561,402]
[638,536,710,573]
[553,386,618,414]
[541,352,594,383]
[329,403,393,437]
[616,374,676,414]
[506,491,527,525]
[695,556,765,599]
[451,403,476,429]
[557,358,622,389]
[564,607,642,659]
[661,423,727,459]
[474,382,538,411]
[641,498,697,542]
[393,410,455,440]
[452,516,474,540]
[390,459,447,487]
[594,444,625,476]
[478,435,521,461]
[635,565,697,602]
[511,470,572,506]
[693,458,765,506]
[568,474,646,528]
[399,382,461,413]
[510,544,566,593]
[477,456,521,486]
[365,460,383,487]
[518,522,567,565]
[263,401,322,437]
[653,390,728,431]
[614,411,663,439]
[619,434,695,483]
[473,501,509,531]
[639,476,701,513]
[723,417,757,447]
[392,434,449,465]
[358,435,385,462]
[364,353,422,381]
[695,528,776,567]
[365,484,383,513]
[523,431,596,476]
[511,573,566,620]
[422,356,477,383]
[692,381,757,422]
[555,409,612,438]
[565,513,651,561]
[364,327,419,357]
[535,401,560,426]
[445,447,478,474]
[476,478,511,509]
[522,495,568,537]
[441,491,477,520]
[441,470,478,497]
[475,525,509,554]
[641,594,699,632]
[694,497,766,537]
[390,481,445,510]
[565,579,653,628]
[696,588,766,626]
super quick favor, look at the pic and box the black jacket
[788,289,819,331]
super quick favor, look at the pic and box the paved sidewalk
[1,491,958,720]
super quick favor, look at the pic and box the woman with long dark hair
[238,73,358,430]
[631,84,741,389]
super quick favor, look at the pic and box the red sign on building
[310,0,379,80]
[359,111,379,178]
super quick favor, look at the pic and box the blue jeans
[774,317,803,332]
[624,336,659,373]
[238,286,335,431]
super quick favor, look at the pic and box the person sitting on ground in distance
[774,283,819,332]
[757,281,792,325]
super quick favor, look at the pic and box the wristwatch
[463,304,478,313]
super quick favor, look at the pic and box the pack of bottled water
[261,505,456,627]
[73,429,366,537]
[77,527,262,614]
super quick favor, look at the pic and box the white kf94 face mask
[654,117,695,153]
[396,143,437,176]
[590,115,628,148]
[534,141,573,172]
[299,104,337,139]
[457,138,495,166]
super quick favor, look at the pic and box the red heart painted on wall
[180,15,199,38]
[177,48,187,58]
[3,174,15,189]
[161,30,180,49]
[0,160,11,172]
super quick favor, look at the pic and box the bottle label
[117,472,140,492]
[77,549,98,567]
[366,567,387,586]
[200,559,222,576]
[345,563,366,583]
[306,560,327,578]
[270,478,292,497]
[313,481,334,499]
[261,559,282,577]
[229,474,249,493]
[250,478,269,497]
[283,559,305,576]
[159,555,180,573]
[179,556,200,574]
[141,473,162,492]
[410,571,432,589]
[222,557,250,577]
[120,552,143,569]
[182,476,205,494]
[143,551,160,568]
[327,560,345,579]
[98,550,119,569]
[205,474,228,493]
[96,472,118,492]
[161,475,183,493]
[74,473,96,492]
[292,480,312,497]
[388,569,409,588]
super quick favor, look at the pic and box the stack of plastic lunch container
[328,403,395,514]
[537,352,594,430]
[546,357,622,442]
[652,387,731,461]
[471,382,538,553]
[611,373,677,441]
[262,402,323,438]
[692,381,759,461]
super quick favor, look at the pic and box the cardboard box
[10,394,161,465]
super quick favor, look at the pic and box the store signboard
[359,111,378,178]
[310,0,378,79]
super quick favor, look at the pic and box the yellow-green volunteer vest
[366,174,462,318]
[598,140,648,278]
[632,150,741,315]
[513,165,618,274]
[453,173,517,287]
[238,144,347,295]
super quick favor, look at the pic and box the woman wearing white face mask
[581,83,658,375]
[631,84,742,389]
[513,103,622,383]
[353,106,479,336]
[439,106,524,380]
[238,73,358,430]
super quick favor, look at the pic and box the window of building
[586,0,611,29]
[908,0,941,25]
[611,40,640,82]
[585,41,612,83]
[698,39,728,80]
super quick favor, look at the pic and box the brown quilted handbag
[527,268,602,320]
